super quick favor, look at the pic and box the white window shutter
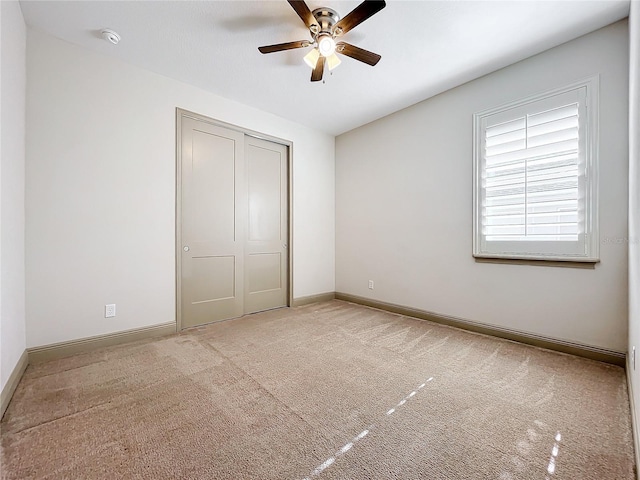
[473,78,599,262]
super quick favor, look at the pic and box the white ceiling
[19,0,630,135]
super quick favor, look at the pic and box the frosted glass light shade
[317,35,336,57]
[304,48,320,69]
[327,53,341,71]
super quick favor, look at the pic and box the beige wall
[25,29,335,348]
[336,21,629,352]
[1,0,27,391]
[627,0,640,466]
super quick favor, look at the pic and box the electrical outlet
[105,304,116,318]
[368,280,374,290]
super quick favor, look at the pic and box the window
[473,77,599,262]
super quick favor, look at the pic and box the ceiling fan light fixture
[257,0,386,83]
[327,53,341,71]
[317,34,336,57]
[303,48,320,69]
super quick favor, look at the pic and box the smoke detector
[101,29,121,45]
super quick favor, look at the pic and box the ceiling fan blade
[311,56,325,82]
[334,0,386,35]
[336,42,381,66]
[287,0,319,29]
[258,40,310,54]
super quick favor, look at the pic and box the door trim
[175,108,293,331]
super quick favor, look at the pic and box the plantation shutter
[474,84,598,261]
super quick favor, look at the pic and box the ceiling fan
[258,0,386,82]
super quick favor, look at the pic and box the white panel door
[245,137,289,314]
[180,117,245,328]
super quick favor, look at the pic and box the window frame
[472,76,600,263]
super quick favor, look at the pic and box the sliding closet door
[244,137,289,314]
[180,117,246,328]
[178,111,289,329]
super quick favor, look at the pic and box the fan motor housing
[312,7,340,33]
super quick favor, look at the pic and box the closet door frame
[175,108,293,331]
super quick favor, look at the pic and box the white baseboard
[1,350,29,420]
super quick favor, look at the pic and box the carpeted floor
[0,300,635,479]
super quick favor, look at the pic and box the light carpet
[1,300,635,479]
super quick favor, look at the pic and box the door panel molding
[176,108,293,330]
[244,136,288,314]
[180,118,245,328]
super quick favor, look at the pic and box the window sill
[473,254,599,268]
